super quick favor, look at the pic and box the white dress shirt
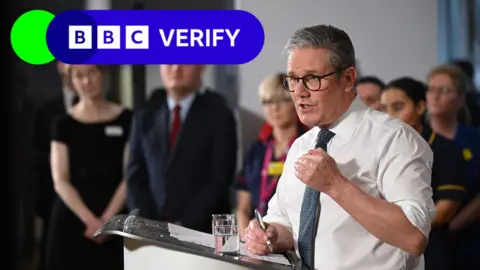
[166,86,206,130]
[263,95,435,270]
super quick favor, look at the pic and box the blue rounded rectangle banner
[46,10,265,64]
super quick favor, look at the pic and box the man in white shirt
[244,25,435,270]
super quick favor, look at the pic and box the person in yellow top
[235,73,308,240]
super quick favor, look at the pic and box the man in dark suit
[126,65,238,233]
[32,61,78,270]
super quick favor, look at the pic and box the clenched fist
[294,148,345,194]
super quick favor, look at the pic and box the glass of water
[212,214,239,256]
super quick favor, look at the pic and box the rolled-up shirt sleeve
[262,141,298,232]
[377,127,436,238]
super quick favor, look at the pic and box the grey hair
[284,25,356,71]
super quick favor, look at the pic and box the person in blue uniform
[235,73,308,240]
[426,64,480,270]
[380,77,468,270]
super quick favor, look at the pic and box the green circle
[11,10,56,65]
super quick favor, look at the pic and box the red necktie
[169,104,181,150]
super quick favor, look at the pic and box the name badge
[105,126,123,137]
[268,161,285,176]
[463,148,473,161]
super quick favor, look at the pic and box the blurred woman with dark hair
[380,77,468,270]
[449,59,480,128]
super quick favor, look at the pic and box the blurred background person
[235,73,308,239]
[381,77,468,270]
[449,59,480,129]
[32,61,79,270]
[45,64,131,270]
[426,64,480,270]
[355,76,385,110]
[126,65,237,233]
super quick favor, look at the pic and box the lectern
[95,210,294,270]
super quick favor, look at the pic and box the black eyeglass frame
[280,69,342,92]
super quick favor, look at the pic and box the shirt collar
[313,94,368,147]
[166,86,206,111]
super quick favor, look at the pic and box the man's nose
[292,83,309,99]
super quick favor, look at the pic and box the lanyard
[258,137,295,213]
[428,131,436,146]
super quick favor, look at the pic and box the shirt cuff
[395,200,435,238]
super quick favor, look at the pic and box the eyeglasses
[72,70,100,80]
[280,71,337,92]
[426,86,456,96]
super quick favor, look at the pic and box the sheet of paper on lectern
[239,242,291,265]
[167,223,291,265]
[168,223,215,247]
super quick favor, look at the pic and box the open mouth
[298,103,315,112]
[299,103,314,109]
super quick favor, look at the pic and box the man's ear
[343,66,357,92]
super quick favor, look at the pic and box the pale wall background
[235,0,438,120]
[16,0,439,156]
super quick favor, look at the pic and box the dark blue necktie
[297,129,335,270]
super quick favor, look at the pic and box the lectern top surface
[95,212,294,270]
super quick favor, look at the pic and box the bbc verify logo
[46,10,264,64]
[69,25,240,50]
[69,26,149,49]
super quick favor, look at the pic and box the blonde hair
[427,64,472,125]
[258,73,290,101]
[427,64,470,94]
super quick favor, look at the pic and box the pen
[254,209,274,253]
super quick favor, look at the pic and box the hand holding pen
[243,209,278,255]
[255,210,274,253]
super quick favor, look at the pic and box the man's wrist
[326,176,351,201]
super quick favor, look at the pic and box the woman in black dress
[45,64,131,270]
[380,77,468,270]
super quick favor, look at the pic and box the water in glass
[214,225,240,256]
